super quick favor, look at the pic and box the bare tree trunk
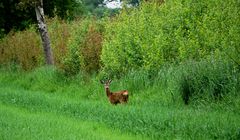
[35,0,54,65]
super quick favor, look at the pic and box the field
[0,67,239,140]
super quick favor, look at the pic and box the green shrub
[101,0,240,76]
[60,18,105,75]
[47,18,71,69]
[0,27,42,70]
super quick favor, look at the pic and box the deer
[100,79,129,105]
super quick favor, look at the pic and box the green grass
[0,65,240,139]
[0,103,145,140]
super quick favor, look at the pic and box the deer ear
[108,79,112,84]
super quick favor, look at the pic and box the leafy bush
[80,24,103,73]
[101,0,240,76]
[47,18,71,69]
[60,18,105,75]
[0,27,42,70]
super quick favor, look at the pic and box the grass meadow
[0,62,239,140]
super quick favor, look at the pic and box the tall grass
[106,60,239,107]
[1,58,238,106]
[0,63,240,139]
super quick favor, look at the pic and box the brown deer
[100,79,129,105]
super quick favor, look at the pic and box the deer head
[100,79,112,89]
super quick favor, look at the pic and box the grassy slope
[0,69,240,139]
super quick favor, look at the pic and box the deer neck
[105,87,112,97]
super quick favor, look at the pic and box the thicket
[101,0,240,75]
[0,17,104,75]
[0,27,42,70]
[58,18,105,75]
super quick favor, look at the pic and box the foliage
[127,0,141,6]
[0,0,84,36]
[0,0,123,37]
[0,26,42,70]
[0,17,104,73]
[0,0,36,35]
[82,0,105,13]
[101,0,240,76]
[42,0,85,20]
[47,18,71,69]
[60,18,105,75]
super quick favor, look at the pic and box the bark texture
[35,0,54,65]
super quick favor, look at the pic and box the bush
[101,0,240,76]
[0,26,42,70]
[60,18,105,75]
[47,18,71,69]
[80,24,103,74]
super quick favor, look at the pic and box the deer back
[108,90,129,104]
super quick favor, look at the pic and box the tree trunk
[35,0,54,65]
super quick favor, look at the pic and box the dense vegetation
[0,0,240,139]
[102,0,240,74]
